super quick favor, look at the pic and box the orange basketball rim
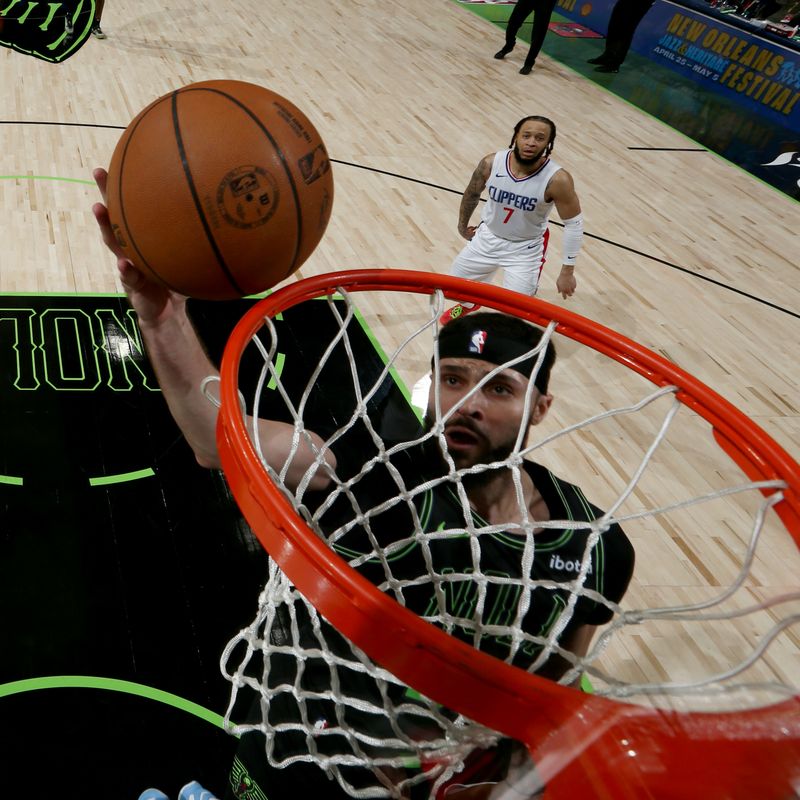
[216,269,800,799]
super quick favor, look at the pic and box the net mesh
[213,285,799,798]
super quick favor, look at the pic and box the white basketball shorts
[450,223,549,297]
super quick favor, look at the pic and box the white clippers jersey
[481,150,562,242]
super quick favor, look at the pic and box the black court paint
[0,295,415,795]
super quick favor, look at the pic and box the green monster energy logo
[0,0,96,63]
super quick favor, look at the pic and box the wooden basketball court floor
[1,0,798,796]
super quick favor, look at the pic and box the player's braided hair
[510,115,557,156]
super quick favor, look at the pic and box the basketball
[105,79,334,300]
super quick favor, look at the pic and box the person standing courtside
[440,115,584,325]
[587,0,655,72]
[493,0,558,75]
[91,0,107,38]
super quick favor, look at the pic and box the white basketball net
[213,287,800,799]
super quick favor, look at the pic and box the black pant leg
[505,0,537,45]
[523,0,558,66]
[605,0,654,65]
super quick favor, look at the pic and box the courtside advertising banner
[638,2,800,126]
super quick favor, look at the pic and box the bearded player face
[425,358,547,472]
[513,119,553,166]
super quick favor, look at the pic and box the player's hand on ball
[92,167,186,327]
[92,168,127,261]
[117,259,188,328]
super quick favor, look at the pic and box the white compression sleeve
[561,213,584,265]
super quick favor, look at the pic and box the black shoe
[494,43,514,59]
[587,54,610,64]
[594,64,619,73]
[519,62,534,75]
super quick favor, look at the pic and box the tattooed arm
[457,154,493,240]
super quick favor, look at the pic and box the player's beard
[514,142,548,166]
[459,437,520,490]
[423,413,528,482]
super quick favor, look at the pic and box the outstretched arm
[546,170,584,299]
[457,154,492,240]
[92,168,334,491]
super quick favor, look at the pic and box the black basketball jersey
[230,449,636,798]
[325,453,635,670]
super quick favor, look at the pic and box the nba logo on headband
[469,330,487,355]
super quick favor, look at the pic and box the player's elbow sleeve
[561,213,584,265]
